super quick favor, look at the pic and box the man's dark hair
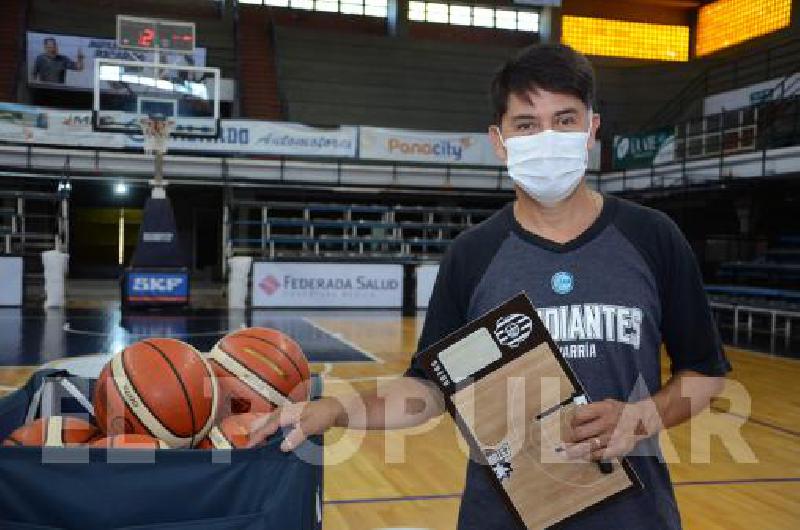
[490,43,595,124]
[43,37,56,46]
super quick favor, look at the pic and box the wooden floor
[1,313,799,529]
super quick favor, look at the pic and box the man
[260,44,730,529]
[32,38,84,84]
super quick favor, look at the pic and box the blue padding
[705,285,800,301]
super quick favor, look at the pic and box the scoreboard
[117,15,196,53]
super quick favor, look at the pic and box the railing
[638,37,800,132]
[711,301,800,353]
[603,94,800,194]
[223,200,495,265]
[0,190,66,259]
[0,138,514,191]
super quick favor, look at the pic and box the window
[562,16,689,62]
[242,0,389,18]
[696,0,791,56]
[408,2,539,32]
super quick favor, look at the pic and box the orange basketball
[208,327,310,417]
[93,338,219,448]
[196,412,272,449]
[90,434,169,449]
[2,416,98,447]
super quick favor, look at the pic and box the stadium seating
[716,234,800,294]
[0,189,64,273]
[272,25,517,131]
[226,199,495,260]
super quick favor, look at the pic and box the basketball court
[1,0,799,528]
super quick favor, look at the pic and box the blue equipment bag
[0,370,323,530]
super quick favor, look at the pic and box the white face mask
[498,111,592,206]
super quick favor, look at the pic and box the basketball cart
[0,361,324,530]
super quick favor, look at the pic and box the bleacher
[272,25,517,131]
[710,234,800,312]
[0,189,64,273]
[226,199,495,260]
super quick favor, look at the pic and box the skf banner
[252,262,403,308]
[126,121,358,158]
[359,126,496,165]
[0,102,124,148]
[124,270,189,305]
[27,32,206,90]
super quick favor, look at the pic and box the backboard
[92,57,220,138]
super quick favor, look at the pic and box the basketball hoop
[140,116,176,156]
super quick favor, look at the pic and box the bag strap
[25,372,94,422]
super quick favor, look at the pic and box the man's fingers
[277,402,307,427]
[566,419,605,443]
[249,413,281,441]
[280,425,307,452]
[572,403,604,425]
[564,441,592,461]
[564,435,610,460]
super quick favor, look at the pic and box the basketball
[196,412,272,449]
[208,327,310,416]
[2,416,98,447]
[93,338,219,448]
[90,434,169,449]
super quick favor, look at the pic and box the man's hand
[253,397,345,452]
[563,399,649,461]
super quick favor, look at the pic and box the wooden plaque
[418,293,641,529]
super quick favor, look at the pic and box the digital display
[117,16,195,52]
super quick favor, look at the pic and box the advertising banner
[27,31,206,90]
[416,263,440,309]
[126,121,358,157]
[124,270,190,304]
[0,102,124,148]
[359,126,496,165]
[252,262,403,308]
[704,73,800,115]
[612,127,675,170]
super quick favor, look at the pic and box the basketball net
[140,117,175,198]
[140,116,175,156]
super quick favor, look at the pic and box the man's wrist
[327,397,348,428]
[632,399,663,438]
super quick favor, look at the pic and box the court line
[673,477,800,487]
[323,477,800,506]
[63,323,234,337]
[711,405,800,438]
[324,493,462,505]
[301,317,384,363]
[325,374,403,384]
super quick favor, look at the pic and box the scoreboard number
[117,15,196,53]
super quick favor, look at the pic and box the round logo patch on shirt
[551,271,574,295]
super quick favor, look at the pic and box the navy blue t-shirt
[407,195,731,530]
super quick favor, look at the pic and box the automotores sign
[252,262,403,308]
